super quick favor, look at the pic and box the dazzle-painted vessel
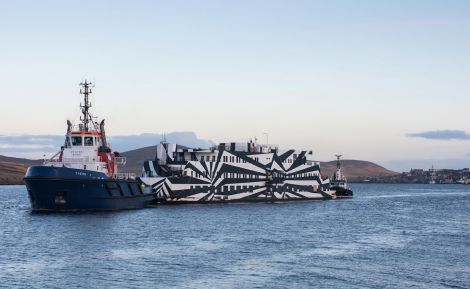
[140,141,339,203]
[24,81,154,212]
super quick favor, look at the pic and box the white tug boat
[24,81,155,211]
[140,141,339,203]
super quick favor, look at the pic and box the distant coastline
[1,146,396,185]
[2,148,469,185]
[351,168,470,185]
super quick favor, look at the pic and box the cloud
[0,144,55,150]
[0,135,61,157]
[406,130,470,140]
[0,132,214,159]
[108,132,214,151]
[0,135,64,145]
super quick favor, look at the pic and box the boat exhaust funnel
[66,120,72,133]
[100,119,108,148]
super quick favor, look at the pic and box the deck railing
[113,172,136,180]
[46,157,93,164]
[114,157,127,165]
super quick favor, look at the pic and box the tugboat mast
[335,154,344,181]
[79,80,94,131]
[335,154,342,171]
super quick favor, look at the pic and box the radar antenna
[335,154,343,170]
[79,80,95,131]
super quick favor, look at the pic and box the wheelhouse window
[71,136,82,146]
[84,136,94,146]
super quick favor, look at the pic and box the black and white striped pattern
[140,142,334,203]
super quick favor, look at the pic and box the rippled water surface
[1,184,469,288]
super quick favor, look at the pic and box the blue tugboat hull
[24,166,155,212]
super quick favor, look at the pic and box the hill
[0,149,397,185]
[319,160,397,181]
[120,146,397,179]
[120,145,157,175]
[0,156,42,185]
[0,155,41,166]
[0,162,29,185]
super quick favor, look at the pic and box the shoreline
[1,182,469,186]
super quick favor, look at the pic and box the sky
[0,0,469,171]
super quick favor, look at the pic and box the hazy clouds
[1,1,469,170]
[0,132,213,159]
[407,130,470,140]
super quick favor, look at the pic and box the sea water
[0,184,469,288]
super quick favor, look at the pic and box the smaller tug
[24,81,155,212]
[330,155,353,198]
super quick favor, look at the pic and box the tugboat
[24,81,155,212]
[330,155,353,198]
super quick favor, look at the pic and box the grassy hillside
[119,147,397,179]
[0,156,41,185]
[0,162,29,185]
[320,160,397,181]
[120,145,157,175]
[0,155,41,166]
